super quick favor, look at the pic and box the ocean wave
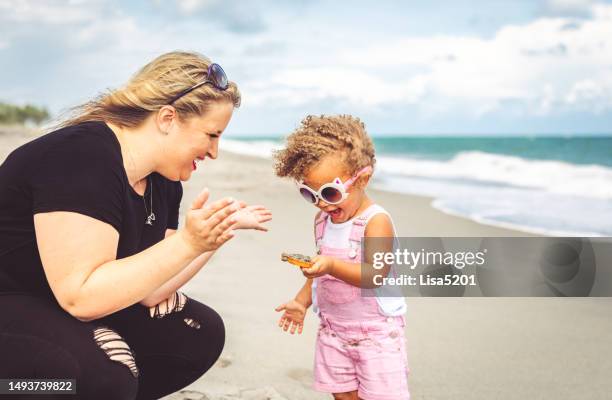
[377,151,612,200]
[431,198,608,237]
[220,139,280,159]
[372,175,612,236]
[220,139,612,236]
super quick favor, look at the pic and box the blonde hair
[56,51,241,129]
[274,114,376,180]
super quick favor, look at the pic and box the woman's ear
[156,106,177,135]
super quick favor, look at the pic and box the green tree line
[0,102,50,125]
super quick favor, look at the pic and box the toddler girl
[274,115,409,400]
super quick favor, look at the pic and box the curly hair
[273,114,376,180]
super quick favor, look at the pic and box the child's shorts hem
[313,381,358,394]
[358,386,410,400]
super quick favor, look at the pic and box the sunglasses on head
[168,63,229,104]
[297,166,372,205]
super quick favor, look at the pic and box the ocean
[220,136,612,237]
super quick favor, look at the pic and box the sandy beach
[168,149,612,400]
[2,129,611,400]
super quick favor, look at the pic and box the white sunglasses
[297,166,372,205]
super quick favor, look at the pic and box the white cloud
[245,68,427,107]
[544,0,598,16]
[0,0,101,24]
[174,0,220,14]
[2,0,612,134]
[168,0,266,33]
[246,3,612,118]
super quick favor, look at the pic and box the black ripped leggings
[0,292,225,400]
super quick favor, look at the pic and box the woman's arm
[139,229,215,307]
[36,193,239,322]
[140,204,272,306]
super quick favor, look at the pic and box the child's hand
[301,255,335,278]
[275,300,307,334]
[230,205,272,232]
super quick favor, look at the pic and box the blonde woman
[0,51,271,399]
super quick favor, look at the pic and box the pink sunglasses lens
[321,187,342,204]
[299,188,317,203]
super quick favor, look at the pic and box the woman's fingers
[209,211,240,241]
[185,195,271,252]
[195,207,237,251]
[201,197,236,220]
[297,323,303,334]
[190,188,210,210]
[205,202,240,232]
[187,197,272,251]
[215,228,235,246]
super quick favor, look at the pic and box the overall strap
[347,205,385,259]
[349,205,384,243]
[314,211,328,253]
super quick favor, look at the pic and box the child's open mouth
[329,209,342,218]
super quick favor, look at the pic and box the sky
[1,0,612,136]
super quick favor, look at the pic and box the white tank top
[313,204,407,317]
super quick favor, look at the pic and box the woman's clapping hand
[181,188,245,253]
[180,189,272,254]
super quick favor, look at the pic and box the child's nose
[316,198,330,208]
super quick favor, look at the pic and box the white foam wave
[220,139,280,159]
[218,139,612,235]
[377,151,612,200]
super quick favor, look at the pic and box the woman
[0,51,270,399]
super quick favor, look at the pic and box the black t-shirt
[0,121,183,298]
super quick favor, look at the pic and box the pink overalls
[313,205,410,400]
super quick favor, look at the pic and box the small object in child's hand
[281,252,313,269]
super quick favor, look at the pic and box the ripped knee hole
[149,291,187,319]
[93,327,139,378]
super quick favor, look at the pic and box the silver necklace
[143,175,155,226]
[121,130,155,226]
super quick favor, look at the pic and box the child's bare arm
[294,278,313,308]
[302,213,395,288]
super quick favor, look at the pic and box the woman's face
[160,100,234,181]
